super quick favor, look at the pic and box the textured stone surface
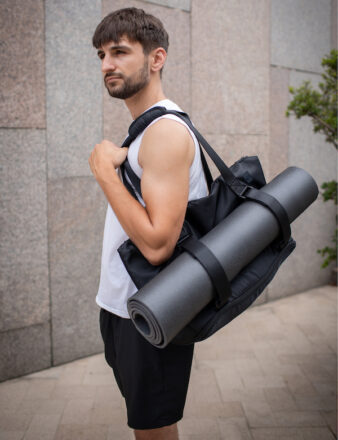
[46,0,102,179]
[268,71,337,299]
[48,177,106,365]
[191,0,270,135]
[332,0,337,48]
[0,129,49,332]
[271,0,331,73]
[0,322,51,381]
[102,0,191,144]
[0,0,45,128]
[269,66,289,182]
[143,0,190,11]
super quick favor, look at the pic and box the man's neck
[124,80,167,119]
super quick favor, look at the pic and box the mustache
[104,72,123,81]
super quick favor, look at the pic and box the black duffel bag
[118,107,296,345]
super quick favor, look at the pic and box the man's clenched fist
[89,140,128,184]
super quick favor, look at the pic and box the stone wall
[0,0,336,381]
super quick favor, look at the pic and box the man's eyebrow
[99,44,131,54]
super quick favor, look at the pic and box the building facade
[0,0,336,381]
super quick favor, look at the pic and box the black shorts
[99,308,194,430]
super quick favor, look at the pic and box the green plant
[286,49,337,268]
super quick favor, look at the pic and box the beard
[104,59,150,100]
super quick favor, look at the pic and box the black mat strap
[243,187,291,247]
[121,160,142,196]
[181,237,231,308]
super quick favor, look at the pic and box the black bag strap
[181,236,231,308]
[120,106,291,247]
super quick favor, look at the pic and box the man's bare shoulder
[139,117,195,169]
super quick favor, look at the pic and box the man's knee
[134,422,179,440]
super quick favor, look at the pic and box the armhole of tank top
[136,114,200,171]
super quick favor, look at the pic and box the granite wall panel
[102,0,191,144]
[0,129,49,332]
[45,0,102,179]
[142,0,191,11]
[269,66,290,181]
[0,0,45,128]
[0,322,51,382]
[48,177,106,365]
[271,0,331,73]
[191,0,270,136]
[332,0,337,48]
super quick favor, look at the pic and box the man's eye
[116,50,125,55]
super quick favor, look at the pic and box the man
[89,8,208,440]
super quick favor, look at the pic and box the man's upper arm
[138,118,195,256]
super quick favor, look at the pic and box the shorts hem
[127,414,183,430]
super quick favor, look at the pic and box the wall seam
[43,0,54,367]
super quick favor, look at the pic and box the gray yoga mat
[127,166,318,348]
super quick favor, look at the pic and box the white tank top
[96,99,208,318]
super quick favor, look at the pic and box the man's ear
[150,47,167,73]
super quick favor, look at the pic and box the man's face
[97,37,150,100]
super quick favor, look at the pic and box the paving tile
[24,379,57,400]
[283,374,318,397]
[294,393,336,412]
[179,417,221,438]
[241,374,286,390]
[24,414,60,440]
[51,385,97,400]
[320,411,337,436]
[242,399,276,428]
[218,417,253,440]
[251,427,301,440]
[59,399,94,425]
[273,410,326,427]
[82,372,116,386]
[54,424,109,440]
[89,399,126,425]
[0,431,25,440]
[0,380,30,412]
[0,411,33,432]
[214,368,245,393]
[264,387,298,412]
[187,365,223,404]
[299,427,336,440]
[18,399,67,417]
[94,385,123,405]
[185,400,244,419]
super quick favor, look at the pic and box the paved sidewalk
[0,285,336,440]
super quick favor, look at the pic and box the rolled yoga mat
[127,166,318,348]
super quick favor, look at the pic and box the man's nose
[101,55,116,73]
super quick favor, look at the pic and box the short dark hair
[92,7,169,55]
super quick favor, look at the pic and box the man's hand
[89,140,128,183]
